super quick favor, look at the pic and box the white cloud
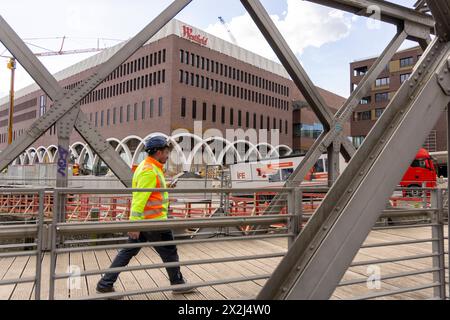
[205,0,352,61]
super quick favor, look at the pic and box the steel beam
[0,0,192,186]
[265,29,407,216]
[241,0,341,131]
[306,0,435,31]
[258,37,450,300]
[427,0,450,41]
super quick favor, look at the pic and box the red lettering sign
[182,26,208,46]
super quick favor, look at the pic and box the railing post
[431,188,446,299]
[48,189,59,300]
[34,189,45,300]
[288,188,302,248]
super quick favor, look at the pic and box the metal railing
[48,187,298,300]
[0,186,448,300]
[0,188,45,300]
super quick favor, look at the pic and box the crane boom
[218,16,238,45]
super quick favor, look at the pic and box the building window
[142,101,146,119]
[181,98,186,117]
[375,77,390,87]
[202,102,207,121]
[95,112,98,127]
[126,105,130,122]
[120,106,123,123]
[238,110,242,126]
[39,95,47,116]
[158,97,163,117]
[113,107,117,124]
[221,106,225,124]
[107,109,110,126]
[230,108,234,125]
[353,136,365,148]
[179,70,184,83]
[400,57,414,68]
[246,112,249,128]
[375,92,389,103]
[101,111,104,127]
[192,100,197,119]
[357,111,372,121]
[400,73,411,83]
[150,99,154,118]
[375,108,384,118]
[353,66,368,77]
[360,96,371,105]
[212,105,216,123]
[134,103,138,121]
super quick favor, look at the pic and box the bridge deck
[0,226,448,300]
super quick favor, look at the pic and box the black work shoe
[171,281,197,294]
[96,284,123,300]
[96,284,115,294]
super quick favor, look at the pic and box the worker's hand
[128,232,140,240]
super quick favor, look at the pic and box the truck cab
[400,148,438,196]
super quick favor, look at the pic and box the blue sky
[0,0,419,99]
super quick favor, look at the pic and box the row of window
[353,56,418,77]
[180,49,289,97]
[104,49,166,83]
[293,123,324,139]
[79,70,166,105]
[0,129,24,144]
[352,108,384,122]
[179,70,289,111]
[359,92,390,105]
[180,98,288,134]
[58,50,167,105]
[82,98,164,128]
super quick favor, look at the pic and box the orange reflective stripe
[144,212,165,219]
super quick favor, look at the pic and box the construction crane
[1,37,117,144]
[218,16,238,45]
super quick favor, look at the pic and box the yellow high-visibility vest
[130,157,168,221]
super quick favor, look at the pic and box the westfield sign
[182,26,208,46]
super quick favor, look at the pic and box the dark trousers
[98,230,183,288]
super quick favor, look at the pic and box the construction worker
[96,136,196,295]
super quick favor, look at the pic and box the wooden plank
[82,250,101,297]
[194,242,262,298]
[174,244,229,300]
[177,243,243,300]
[67,252,88,299]
[0,256,28,299]
[9,256,36,300]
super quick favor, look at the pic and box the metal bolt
[348,189,353,193]
[282,287,288,292]
[309,246,315,250]
[335,207,341,211]
[323,226,328,231]
[297,266,302,271]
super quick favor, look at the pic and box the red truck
[400,148,438,197]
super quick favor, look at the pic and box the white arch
[78,144,95,169]
[47,145,58,162]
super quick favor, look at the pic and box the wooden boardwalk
[0,226,448,300]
